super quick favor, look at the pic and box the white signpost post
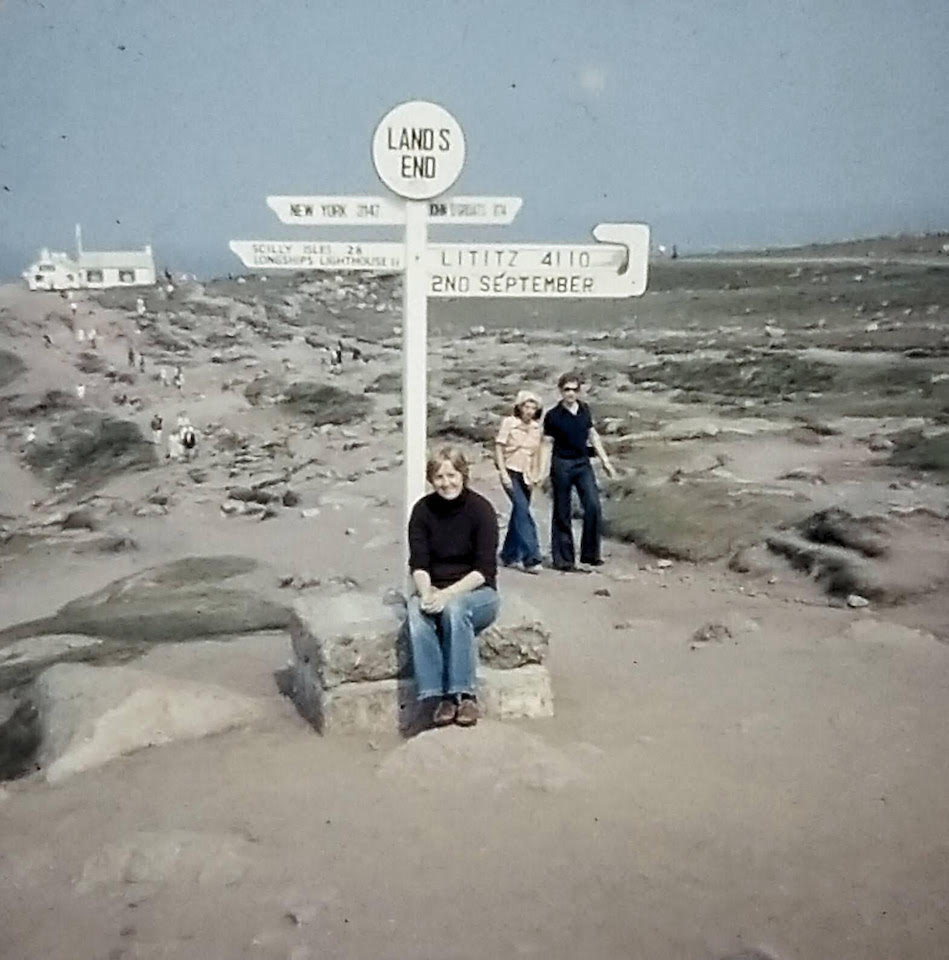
[229,100,650,577]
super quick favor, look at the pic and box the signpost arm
[402,199,428,585]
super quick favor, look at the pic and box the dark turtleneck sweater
[408,487,498,590]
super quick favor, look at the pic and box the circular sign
[372,100,465,201]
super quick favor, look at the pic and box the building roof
[77,248,155,270]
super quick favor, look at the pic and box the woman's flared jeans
[500,470,542,568]
[407,586,500,701]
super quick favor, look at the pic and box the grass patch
[24,412,156,486]
[281,381,372,425]
[889,429,949,475]
[0,350,26,389]
[603,477,810,562]
[366,371,402,393]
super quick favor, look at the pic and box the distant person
[173,366,183,392]
[88,328,98,350]
[671,244,678,260]
[43,333,53,348]
[76,383,86,399]
[139,353,146,373]
[541,372,616,572]
[127,346,136,368]
[406,447,500,728]
[179,418,197,461]
[150,413,163,446]
[158,366,169,388]
[70,301,78,320]
[136,296,146,317]
[494,389,544,574]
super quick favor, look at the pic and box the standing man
[541,372,616,572]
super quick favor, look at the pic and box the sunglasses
[561,385,580,392]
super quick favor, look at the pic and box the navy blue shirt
[544,401,593,460]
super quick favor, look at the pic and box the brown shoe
[455,697,479,727]
[433,698,457,726]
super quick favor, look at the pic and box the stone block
[287,591,554,734]
[290,593,409,689]
[478,594,550,669]
[290,591,550,688]
[290,661,553,736]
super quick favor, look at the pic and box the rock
[478,596,550,669]
[73,532,138,554]
[290,593,410,690]
[61,508,100,531]
[766,531,882,598]
[0,633,105,690]
[764,325,786,338]
[798,508,889,558]
[779,468,826,484]
[308,665,554,736]
[656,558,674,569]
[0,691,41,781]
[0,556,292,644]
[35,663,265,783]
[133,503,167,517]
[228,486,274,504]
[868,434,895,452]
[378,716,578,793]
[690,622,732,649]
[289,593,553,733]
[300,507,320,519]
[282,489,300,507]
[728,544,776,577]
[846,593,870,608]
[593,587,611,597]
[659,418,720,441]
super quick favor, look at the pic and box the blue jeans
[500,470,542,568]
[406,586,501,701]
[550,456,602,568]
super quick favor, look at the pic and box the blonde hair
[425,446,470,485]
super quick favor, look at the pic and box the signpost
[230,228,648,296]
[268,194,522,226]
[229,100,650,578]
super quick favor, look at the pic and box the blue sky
[1,0,947,279]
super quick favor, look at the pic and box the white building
[23,225,157,291]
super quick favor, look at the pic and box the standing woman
[495,389,544,574]
[407,447,501,727]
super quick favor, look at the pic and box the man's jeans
[500,470,542,568]
[406,586,501,701]
[550,455,602,568]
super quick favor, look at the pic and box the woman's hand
[420,588,449,614]
[499,470,513,492]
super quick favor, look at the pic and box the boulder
[0,691,41,780]
[0,633,105,690]
[34,662,265,783]
[0,556,292,644]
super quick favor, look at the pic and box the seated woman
[407,447,500,728]
[495,389,544,573]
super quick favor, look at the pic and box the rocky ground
[1,233,948,960]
